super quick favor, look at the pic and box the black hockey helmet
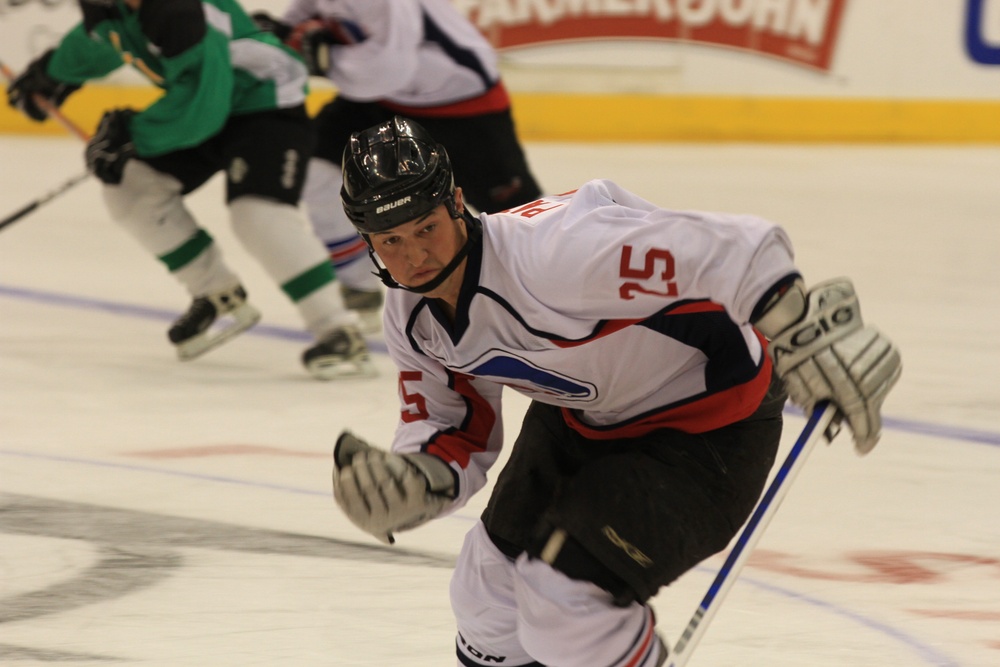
[78,0,119,33]
[341,116,456,235]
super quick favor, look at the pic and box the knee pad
[514,555,663,667]
[101,161,239,294]
[102,160,199,255]
[229,196,353,335]
[103,160,183,222]
[228,195,329,285]
[451,523,538,666]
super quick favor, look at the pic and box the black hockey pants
[481,373,787,605]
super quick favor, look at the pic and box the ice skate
[302,324,377,380]
[340,284,384,334]
[168,285,261,360]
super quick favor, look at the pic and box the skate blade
[175,304,262,361]
[305,355,378,381]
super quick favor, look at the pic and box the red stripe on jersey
[561,332,773,437]
[326,21,359,45]
[551,302,727,349]
[668,301,727,315]
[378,82,511,118]
[550,318,644,348]
[426,372,496,468]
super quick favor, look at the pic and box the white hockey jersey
[280,0,506,110]
[382,180,799,510]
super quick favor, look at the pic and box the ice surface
[2,136,998,666]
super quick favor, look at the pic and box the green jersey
[48,0,309,157]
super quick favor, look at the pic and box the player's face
[368,189,469,302]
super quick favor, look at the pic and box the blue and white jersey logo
[466,352,597,402]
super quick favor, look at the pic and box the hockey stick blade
[666,401,839,667]
[0,171,91,231]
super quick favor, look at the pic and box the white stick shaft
[666,402,839,667]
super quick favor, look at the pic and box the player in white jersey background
[328,117,902,666]
[252,0,543,333]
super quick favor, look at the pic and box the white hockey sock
[451,522,539,666]
[514,555,663,667]
[103,160,240,297]
[301,158,381,292]
[228,196,356,336]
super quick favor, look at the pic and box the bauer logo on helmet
[377,196,413,215]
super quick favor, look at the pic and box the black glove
[251,11,293,41]
[86,109,136,185]
[288,19,338,76]
[7,50,82,122]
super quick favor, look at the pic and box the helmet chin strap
[366,209,482,294]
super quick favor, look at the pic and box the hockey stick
[1,58,92,230]
[0,171,92,231]
[666,401,840,667]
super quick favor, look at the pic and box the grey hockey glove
[7,50,81,122]
[332,432,456,545]
[85,109,136,185]
[756,278,902,455]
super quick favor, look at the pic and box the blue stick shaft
[666,401,838,667]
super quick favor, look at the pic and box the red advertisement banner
[458,0,849,72]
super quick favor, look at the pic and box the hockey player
[329,118,902,666]
[252,0,544,333]
[5,0,373,380]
